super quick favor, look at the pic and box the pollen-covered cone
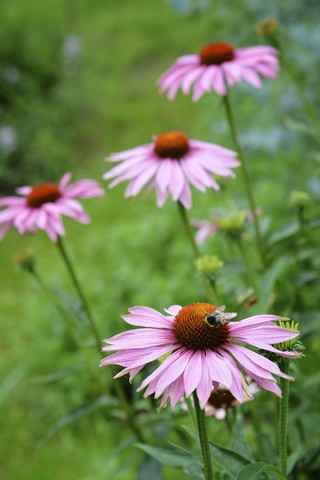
[100,303,299,409]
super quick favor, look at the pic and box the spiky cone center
[199,42,235,65]
[26,183,61,208]
[172,303,230,351]
[208,389,235,409]
[154,131,190,159]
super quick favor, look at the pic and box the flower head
[100,303,299,409]
[103,131,239,209]
[158,42,279,100]
[193,210,259,245]
[0,173,104,242]
[255,17,279,37]
[205,380,258,419]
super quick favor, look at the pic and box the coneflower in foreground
[100,303,299,408]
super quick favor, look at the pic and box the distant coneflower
[103,131,239,209]
[158,42,279,100]
[0,173,104,241]
[101,303,299,409]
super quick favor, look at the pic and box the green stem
[279,360,290,478]
[281,52,320,139]
[56,238,145,441]
[28,266,109,394]
[222,93,264,267]
[235,237,259,295]
[177,202,218,304]
[185,395,196,425]
[29,267,82,349]
[192,392,214,480]
[56,236,102,354]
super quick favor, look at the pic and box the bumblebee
[204,306,226,327]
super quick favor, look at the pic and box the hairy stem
[177,202,219,304]
[279,360,290,477]
[222,93,264,267]
[56,236,102,353]
[193,392,214,480]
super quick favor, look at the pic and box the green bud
[218,212,246,231]
[255,17,279,36]
[14,248,36,272]
[195,255,223,275]
[289,191,311,207]
[273,318,301,352]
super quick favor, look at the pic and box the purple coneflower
[100,303,299,409]
[204,381,258,419]
[158,42,279,100]
[0,173,104,242]
[103,131,239,209]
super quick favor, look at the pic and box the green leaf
[284,117,316,138]
[0,365,26,406]
[236,462,284,480]
[250,258,288,314]
[53,288,87,322]
[232,415,255,461]
[135,443,203,478]
[209,442,251,478]
[287,450,302,474]
[39,396,114,447]
[137,456,163,480]
[268,221,299,245]
[29,364,83,384]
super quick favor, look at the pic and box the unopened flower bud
[255,17,279,36]
[14,248,36,272]
[289,191,311,208]
[195,255,223,276]
[273,318,301,353]
[217,212,246,238]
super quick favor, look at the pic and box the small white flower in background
[0,126,17,153]
[62,35,82,60]
[3,67,21,84]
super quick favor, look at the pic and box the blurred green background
[1,0,320,479]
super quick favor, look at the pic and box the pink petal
[178,181,192,209]
[59,173,72,190]
[212,68,227,96]
[121,311,172,329]
[153,350,191,398]
[107,144,151,161]
[247,371,282,397]
[126,163,158,196]
[181,66,205,95]
[226,344,293,380]
[240,67,262,88]
[164,305,182,316]
[205,350,233,388]
[183,351,203,397]
[155,159,174,193]
[137,348,186,393]
[169,163,186,201]
[196,355,213,408]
